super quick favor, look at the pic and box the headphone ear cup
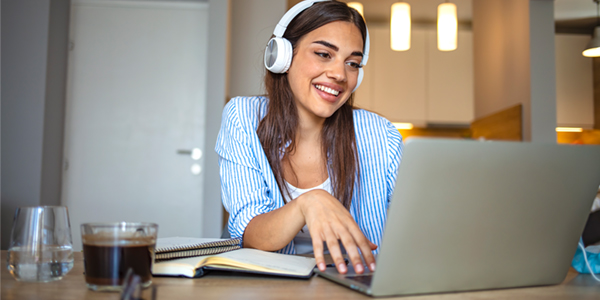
[264,37,293,74]
[353,68,364,93]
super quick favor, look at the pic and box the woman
[216,0,403,275]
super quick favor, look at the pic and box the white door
[63,0,208,250]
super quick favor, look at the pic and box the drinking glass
[7,206,74,282]
[81,222,158,292]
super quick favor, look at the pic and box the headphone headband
[362,28,370,66]
[273,0,329,38]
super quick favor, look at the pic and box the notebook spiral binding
[156,244,241,261]
[156,238,242,253]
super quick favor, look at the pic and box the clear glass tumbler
[7,206,74,282]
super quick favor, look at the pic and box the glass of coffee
[81,222,158,292]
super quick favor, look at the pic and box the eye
[346,61,362,69]
[315,51,331,59]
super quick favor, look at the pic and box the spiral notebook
[153,248,316,278]
[155,237,242,261]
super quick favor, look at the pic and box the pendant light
[437,1,457,51]
[347,2,364,17]
[391,2,411,51]
[583,0,600,57]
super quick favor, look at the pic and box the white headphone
[264,0,370,93]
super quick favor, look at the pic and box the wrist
[294,189,327,218]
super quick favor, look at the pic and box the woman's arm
[242,197,305,251]
[244,189,376,274]
[216,98,288,244]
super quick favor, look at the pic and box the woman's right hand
[296,189,377,275]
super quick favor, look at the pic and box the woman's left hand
[296,189,377,275]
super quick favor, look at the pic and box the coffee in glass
[81,222,158,291]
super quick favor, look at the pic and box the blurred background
[2,0,598,250]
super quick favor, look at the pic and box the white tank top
[283,178,333,254]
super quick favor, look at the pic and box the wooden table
[2,251,599,299]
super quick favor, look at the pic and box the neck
[296,110,325,143]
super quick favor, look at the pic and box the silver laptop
[316,138,600,297]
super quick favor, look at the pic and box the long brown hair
[257,1,366,209]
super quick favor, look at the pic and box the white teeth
[315,84,340,96]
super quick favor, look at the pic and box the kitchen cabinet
[354,24,474,126]
[354,28,594,129]
[426,28,474,125]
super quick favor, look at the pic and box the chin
[314,108,339,119]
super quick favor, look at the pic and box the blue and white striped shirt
[216,96,403,254]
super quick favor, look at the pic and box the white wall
[2,3,49,248]
[43,0,70,215]
[229,0,287,98]
[203,0,232,238]
[1,0,70,249]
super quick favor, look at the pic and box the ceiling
[288,0,597,34]
[555,0,597,34]
[555,0,596,20]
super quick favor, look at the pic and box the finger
[348,227,377,272]
[323,228,347,274]
[367,240,378,271]
[369,241,378,250]
[360,241,377,272]
[311,235,326,271]
[337,230,364,274]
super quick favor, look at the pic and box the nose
[326,60,347,83]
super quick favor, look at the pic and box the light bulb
[391,2,411,51]
[583,27,600,57]
[437,2,457,51]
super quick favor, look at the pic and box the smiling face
[286,21,364,125]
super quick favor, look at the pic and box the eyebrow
[313,40,363,58]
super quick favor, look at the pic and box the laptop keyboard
[346,274,373,286]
